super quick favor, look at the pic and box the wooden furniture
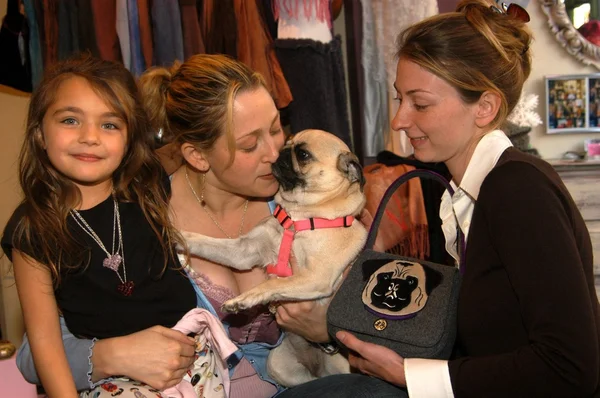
[550,160,600,298]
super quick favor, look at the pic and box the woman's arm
[446,163,599,396]
[13,250,79,397]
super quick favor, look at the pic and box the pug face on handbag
[361,259,443,319]
[181,129,368,387]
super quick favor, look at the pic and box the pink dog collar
[266,205,354,277]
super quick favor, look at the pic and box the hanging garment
[76,0,100,57]
[42,0,57,67]
[200,0,214,44]
[205,0,237,58]
[179,0,205,59]
[274,0,332,43]
[116,0,131,69]
[57,0,79,61]
[137,0,153,67]
[367,0,438,157]
[257,0,277,40]
[91,0,121,62]
[360,0,387,157]
[151,0,185,66]
[22,0,42,87]
[234,0,292,109]
[0,0,32,92]
[127,0,146,76]
[275,36,352,149]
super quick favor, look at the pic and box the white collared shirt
[404,130,513,397]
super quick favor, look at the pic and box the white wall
[525,0,600,159]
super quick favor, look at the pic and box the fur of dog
[181,129,368,386]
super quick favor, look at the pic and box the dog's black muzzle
[272,147,306,191]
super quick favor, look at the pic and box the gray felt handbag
[327,169,463,359]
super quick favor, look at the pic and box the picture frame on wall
[545,74,600,134]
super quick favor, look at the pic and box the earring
[200,173,206,207]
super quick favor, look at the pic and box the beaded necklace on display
[70,196,134,296]
[184,168,248,239]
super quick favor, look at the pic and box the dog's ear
[337,152,366,191]
[362,259,395,281]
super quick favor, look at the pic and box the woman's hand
[275,300,330,343]
[337,331,407,387]
[273,254,350,343]
[92,326,196,390]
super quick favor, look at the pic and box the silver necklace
[70,196,134,296]
[184,168,248,239]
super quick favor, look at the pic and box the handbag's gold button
[374,319,387,331]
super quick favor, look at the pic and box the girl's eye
[270,128,283,136]
[393,96,402,103]
[61,118,78,125]
[102,123,119,130]
[415,104,428,111]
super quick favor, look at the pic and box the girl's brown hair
[14,54,182,285]
[396,0,532,129]
[138,54,266,166]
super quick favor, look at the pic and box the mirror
[541,0,600,67]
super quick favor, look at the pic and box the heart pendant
[117,281,135,296]
[102,254,122,271]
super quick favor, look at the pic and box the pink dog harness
[266,205,355,277]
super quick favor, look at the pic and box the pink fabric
[163,309,238,398]
[229,357,277,398]
[0,354,37,398]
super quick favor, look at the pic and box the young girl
[1,55,197,397]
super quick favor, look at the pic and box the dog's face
[361,259,442,319]
[370,272,418,312]
[272,129,366,217]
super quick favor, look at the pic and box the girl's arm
[13,250,79,397]
[17,315,196,391]
[16,317,100,391]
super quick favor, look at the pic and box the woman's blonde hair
[138,54,266,166]
[396,0,532,128]
[14,54,182,285]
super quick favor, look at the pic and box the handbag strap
[364,169,466,273]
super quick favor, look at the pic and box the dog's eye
[297,149,310,160]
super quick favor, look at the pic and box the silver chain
[184,168,248,239]
[70,196,127,283]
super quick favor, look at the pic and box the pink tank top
[188,269,280,397]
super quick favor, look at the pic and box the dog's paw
[180,230,201,242]
[223,291,273,313]
[221,299,242,314]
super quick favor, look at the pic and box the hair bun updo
[396,0,532,129]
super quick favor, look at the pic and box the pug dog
[181,129,368,387]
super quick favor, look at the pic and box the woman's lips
[408,136,428,148]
